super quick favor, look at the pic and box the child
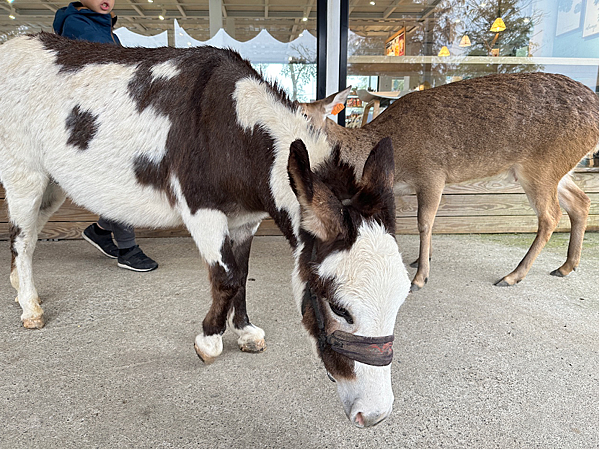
[53,0,121,45]
[53,0,158,272]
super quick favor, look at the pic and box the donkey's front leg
[182,209,233,364]
[189,212,263,363]
[194,241,244,365]
[195,235,264,362]
[195,249,241,364]
[226,224,265,354]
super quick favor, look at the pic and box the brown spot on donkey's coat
[66,105,99,151]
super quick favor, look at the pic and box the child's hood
[53,2,117,35]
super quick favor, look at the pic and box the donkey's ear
[360,137,395,192]
[353,137,396,223]
[288,139,345,241]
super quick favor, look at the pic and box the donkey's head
[287,136,410,428]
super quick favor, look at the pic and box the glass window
[346,0,599,127]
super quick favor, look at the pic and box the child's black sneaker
[117,245,158,272]
[82,224,119,258]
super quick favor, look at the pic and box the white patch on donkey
[150,60,180,82]
[233,77,331,236]
[169,175,229,271]
[316,221,410,426]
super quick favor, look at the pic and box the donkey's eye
[329,302,354,324]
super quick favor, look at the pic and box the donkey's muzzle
[326,330,394,366]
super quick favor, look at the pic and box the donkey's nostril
[351,410,389,428]
[354,412,365,427]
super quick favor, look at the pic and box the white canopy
[173,20,316,63]
[114,27,168,48]
[113,21,316,64]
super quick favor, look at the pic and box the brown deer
[302,73,599,291]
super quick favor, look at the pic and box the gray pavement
[0,232,598,448]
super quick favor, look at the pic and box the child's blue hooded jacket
[53,2,121,45]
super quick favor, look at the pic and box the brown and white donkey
[302,73,599,291]
[0,33,411,427]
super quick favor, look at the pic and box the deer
[301,72,599,291]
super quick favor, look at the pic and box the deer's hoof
[550,268,567,278]
[494,278,519,287]
[22,316,45,329]
[410,277,427,293]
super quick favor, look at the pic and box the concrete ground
[0,232,597,448]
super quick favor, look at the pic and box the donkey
[0,33,410,428]
[302,73,599,291]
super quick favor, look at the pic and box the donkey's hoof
[234,325,266,353]
[550,268,567,278]
[22,316,45,329]
[194,333,223,365]
[194,343,217,365]
[240,338,266,353]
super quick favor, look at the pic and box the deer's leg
[409,248,431,269]
[551,175,590,277]
[227,221,265,353]
[411,183,444,292]
[495,179,562,287]
[5,174,50,329]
